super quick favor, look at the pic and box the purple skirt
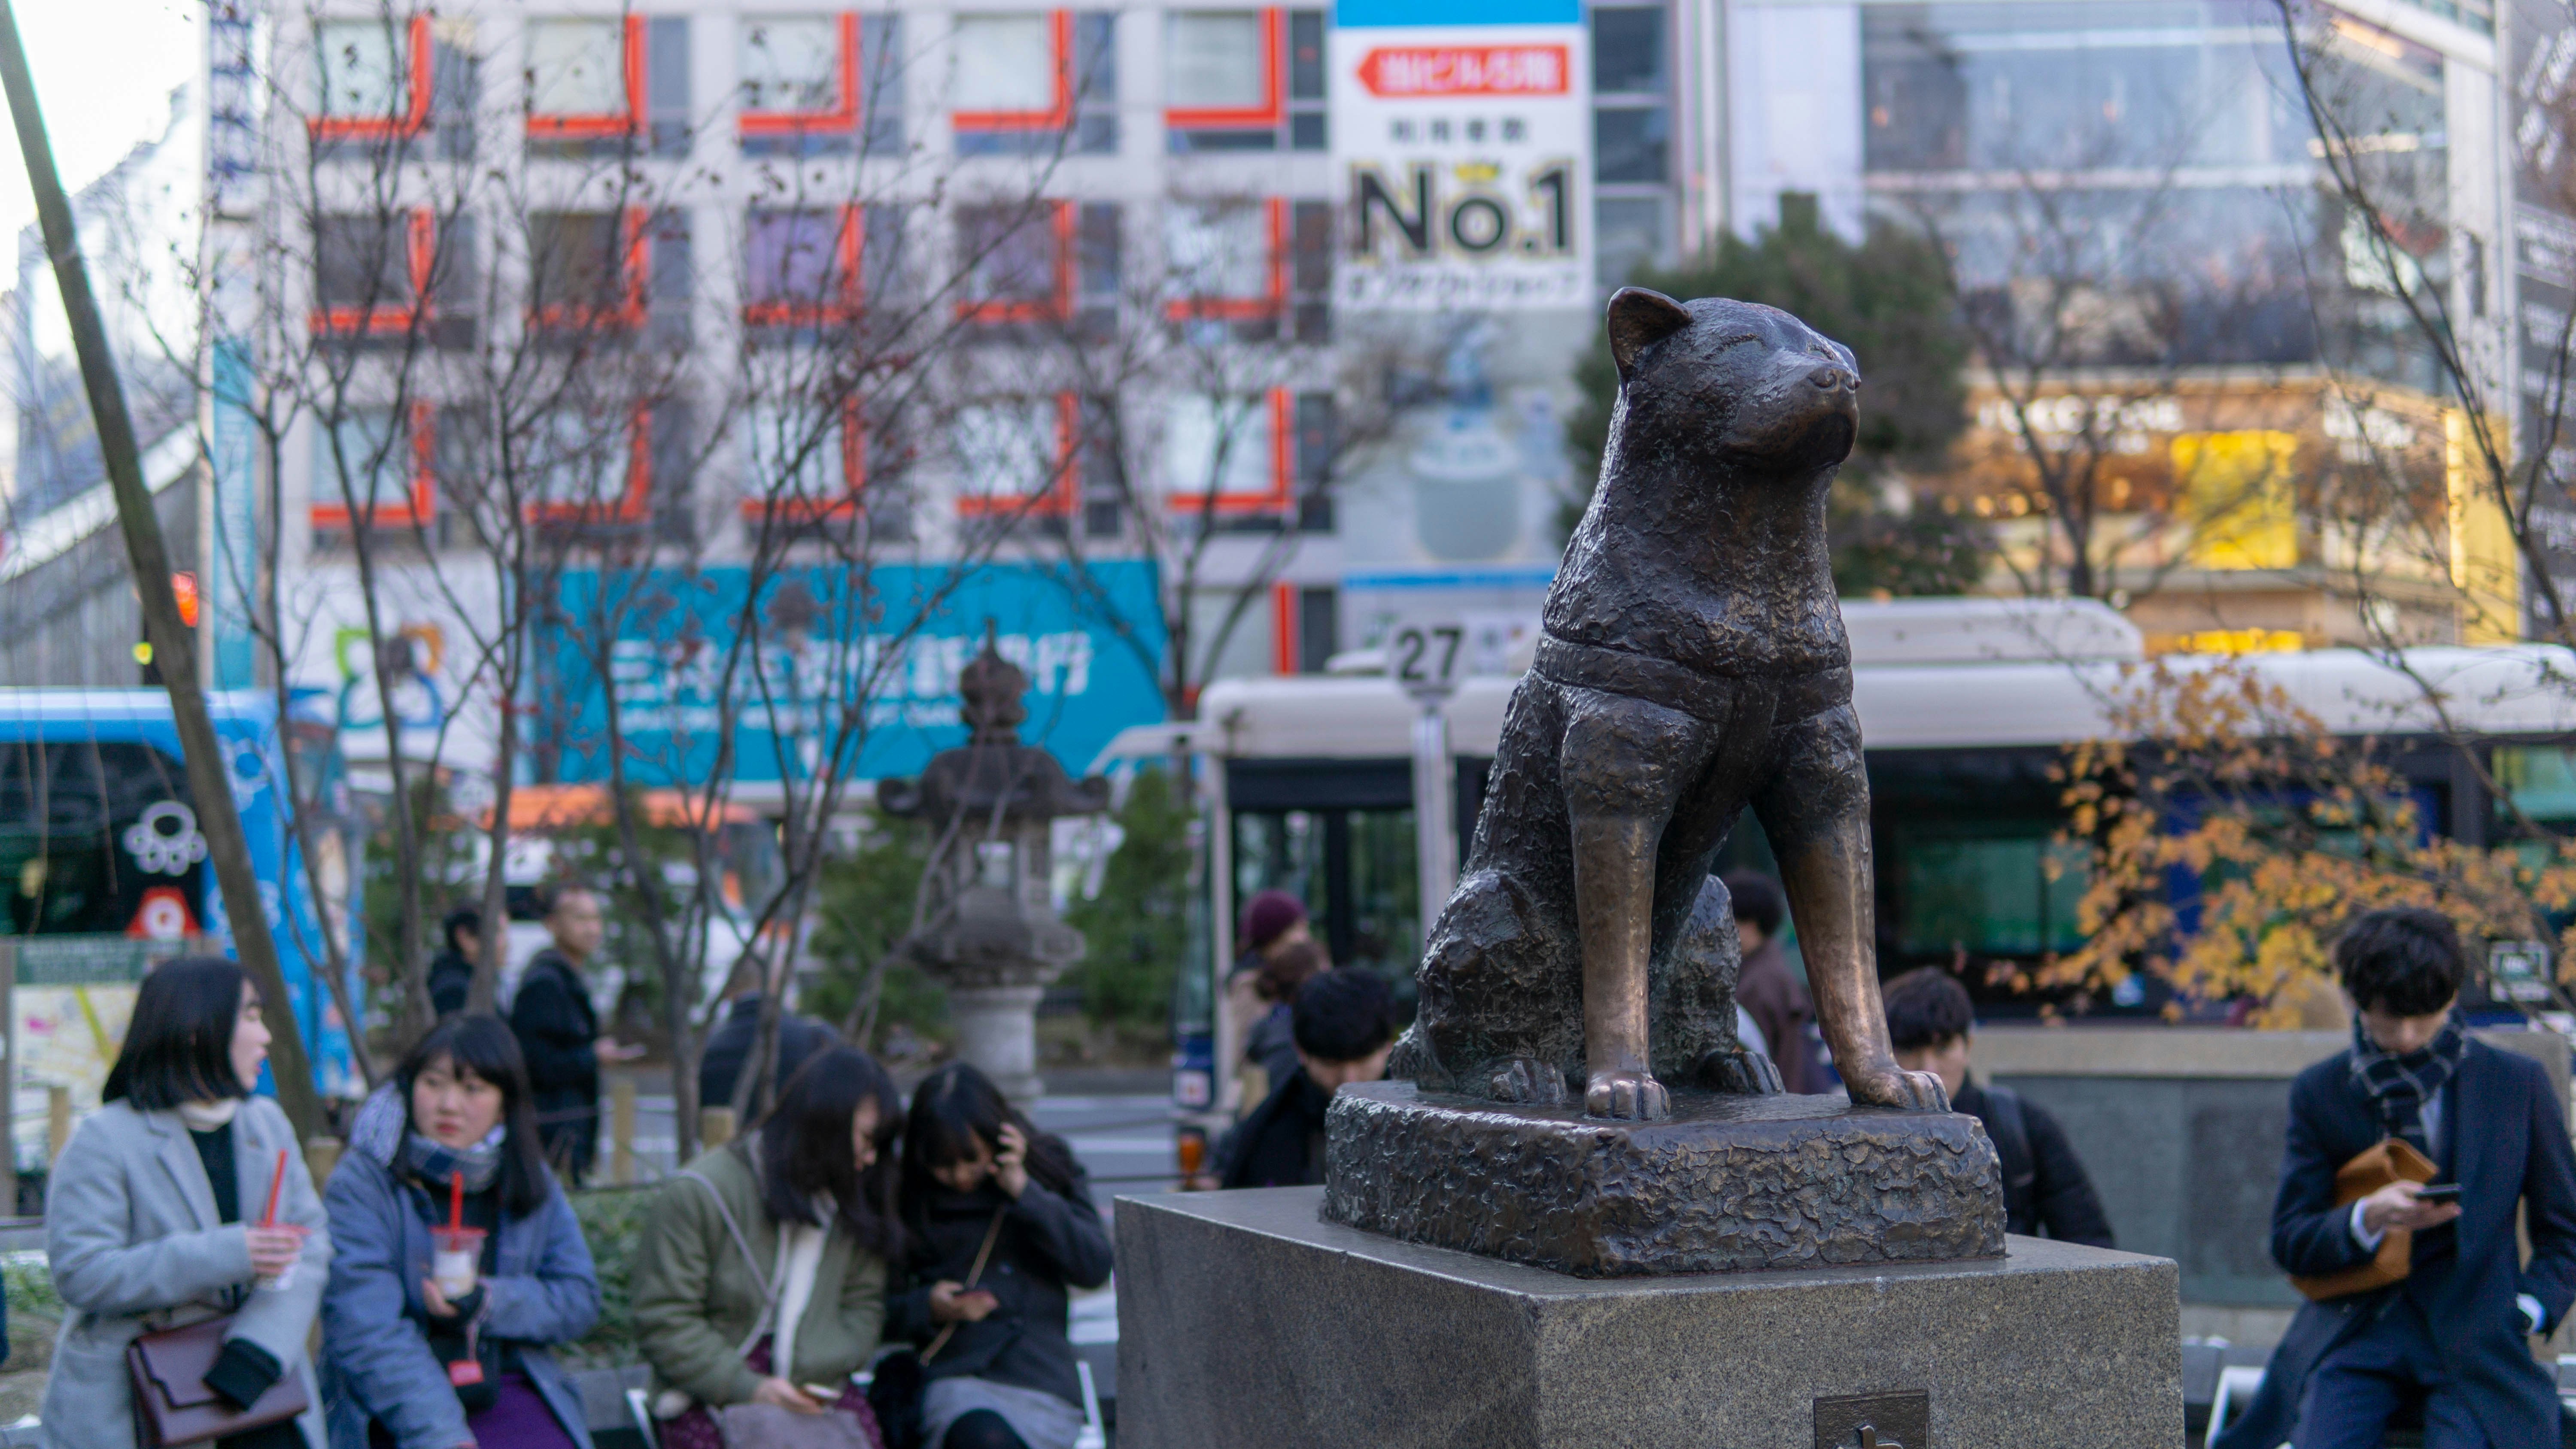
[366,1371,579,1449]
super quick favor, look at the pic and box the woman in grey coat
[40,956,334,1449]
[319,1016,598,1449]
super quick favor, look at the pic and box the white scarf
[767,1197,834,1383]
[177,1099,240,1131]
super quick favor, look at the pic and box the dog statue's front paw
[1585,1068,1671,1120]
[1486,1056,1571,1106]
[1694,1046,1785,1095]
[1844,1064,1950,1113]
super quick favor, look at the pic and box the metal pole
[0,0,323,1139]
[1411,701,1456,947]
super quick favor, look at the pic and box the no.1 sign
[1332,0,1590,311]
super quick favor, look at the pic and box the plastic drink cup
[432,1226,486,1299]
[254,1225,310,1293]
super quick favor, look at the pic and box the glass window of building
[1165,392,1280,503]
[527,409,640,517]
[954,13,1058,112]
[744,403,855,505]
[1591,3,1671,282]
[1165,201,1275,305]
[740,15,844,113]
[526,18,630,118]
[1167,11,1269,110]
[956,204,1066,315]
[952,399,1070,509]
[313,408,419,521]
[744,208,857,316]
[315,18,409,119]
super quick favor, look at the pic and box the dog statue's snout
[1807,364,1855,391]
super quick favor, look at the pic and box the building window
[956,202,1072,324]
[953,396,1077,516]
[313,211,431,336]
[1165,199,1283,322]
[310,403,435,530]
[1591,3,1671,279]
[526,407,651,524]
[1595,195,1665,286]
[744,207,866,326]
[741,401,865,521]
[1270,582,1340,672]
[529,209,652,331]
[1166,8,1326,152]
[1165,391,1290,514]
[526,17,641,136]
[312,15,430,140]
[952,11,1117,155]
[740,13,900,152]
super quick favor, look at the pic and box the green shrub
[562,1185,655,1369]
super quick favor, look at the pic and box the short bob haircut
[2335,907,2468,1018]
[903,1061,1082,1211]
[397,1014,555,1219]
[751,1046,904,1259]
[1290,968,1396,1063]
[105,955,256,1111]
[1883,967,1975,1053]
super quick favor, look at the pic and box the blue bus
[0,688,364,1100]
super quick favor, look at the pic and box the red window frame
[526,15,646,139]
[740,400,869,522]
[525,406,654,525]
[955,393,1079,518]
[743,205,865,327]
[310,14,435,142]
[530,208,652,330]
[951,10,1075,133]
[310,209,439,337]
[1165,8,1284,130]
[1165,197,1288,323]
[1166,388,1294,515]
[954,200,1075,324]
[311,401,437,530]
[1270,578,1300,673]
[740,12,863,136]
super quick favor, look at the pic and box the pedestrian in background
[1883,967,2114,1247]
[698,961,840,1117]
[1220,890,1313,1113]
[2214,908,2576,1449]
[40,955,333,1449]
[632,1046,904,1448]
[891,1063,1112,1449]
[509,886,632,1187]
[1221,967,1397,1190]
[426,906,482,1020]
[1723,870,1816,1093]
[1239,939,1330,1106]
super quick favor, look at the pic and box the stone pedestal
[1115,1188,2181,1449]
[948,984,1047,1101]
[1326,1080,2004,1276]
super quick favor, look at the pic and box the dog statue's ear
[1606,288,1692,379]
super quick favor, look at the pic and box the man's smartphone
[2415,1182,2462,1203]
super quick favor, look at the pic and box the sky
[0,0,202,245]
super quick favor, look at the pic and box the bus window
[1893,825,2088,960]
[2495,746,2576,828]
[1230,805,1420,1011]
[2,742,200,938]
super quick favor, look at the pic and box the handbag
[125,1317,310,1447]
[2290,1137,2438,1302]
[711,1401,878,1449]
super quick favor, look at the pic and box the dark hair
[1291,968,1396,1063]
[2335,907,2467,1017]
[902,1062,1082,1215]
[1256,940,1331,1004]
[1883,967,1974,1052]
[105,956,254,1110]
[441,905,482,955]
[751,1046,904,1259]
[1723,870,1786,939]
[397,1014,553,1219]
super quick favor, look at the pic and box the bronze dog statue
[1389,288,1948,1120]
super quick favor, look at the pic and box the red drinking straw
[259,1148,288,1228]
[448,1170,463,1231]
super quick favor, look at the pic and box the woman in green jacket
[632,1046,902,1449]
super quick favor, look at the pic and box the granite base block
[1324,1079,2005,1276]
[1116,1187,2181,1449]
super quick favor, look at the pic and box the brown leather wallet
[125,1316,308,1447]
[2291,1137,2439,1302]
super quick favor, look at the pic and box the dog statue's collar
[1531,633,1853,728]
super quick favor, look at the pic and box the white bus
[1095,598,2576,1108]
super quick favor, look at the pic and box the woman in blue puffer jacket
[319,1015,600,1449]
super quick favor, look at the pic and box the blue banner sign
[543,562,1167,785]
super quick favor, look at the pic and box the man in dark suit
[2216,907,2576,1449]
[510,885,615,1186]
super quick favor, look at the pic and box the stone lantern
[877,626,1112,1100]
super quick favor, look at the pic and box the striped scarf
[2348,1010,2469,1155]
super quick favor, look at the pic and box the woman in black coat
[889,1065,1111,1449]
